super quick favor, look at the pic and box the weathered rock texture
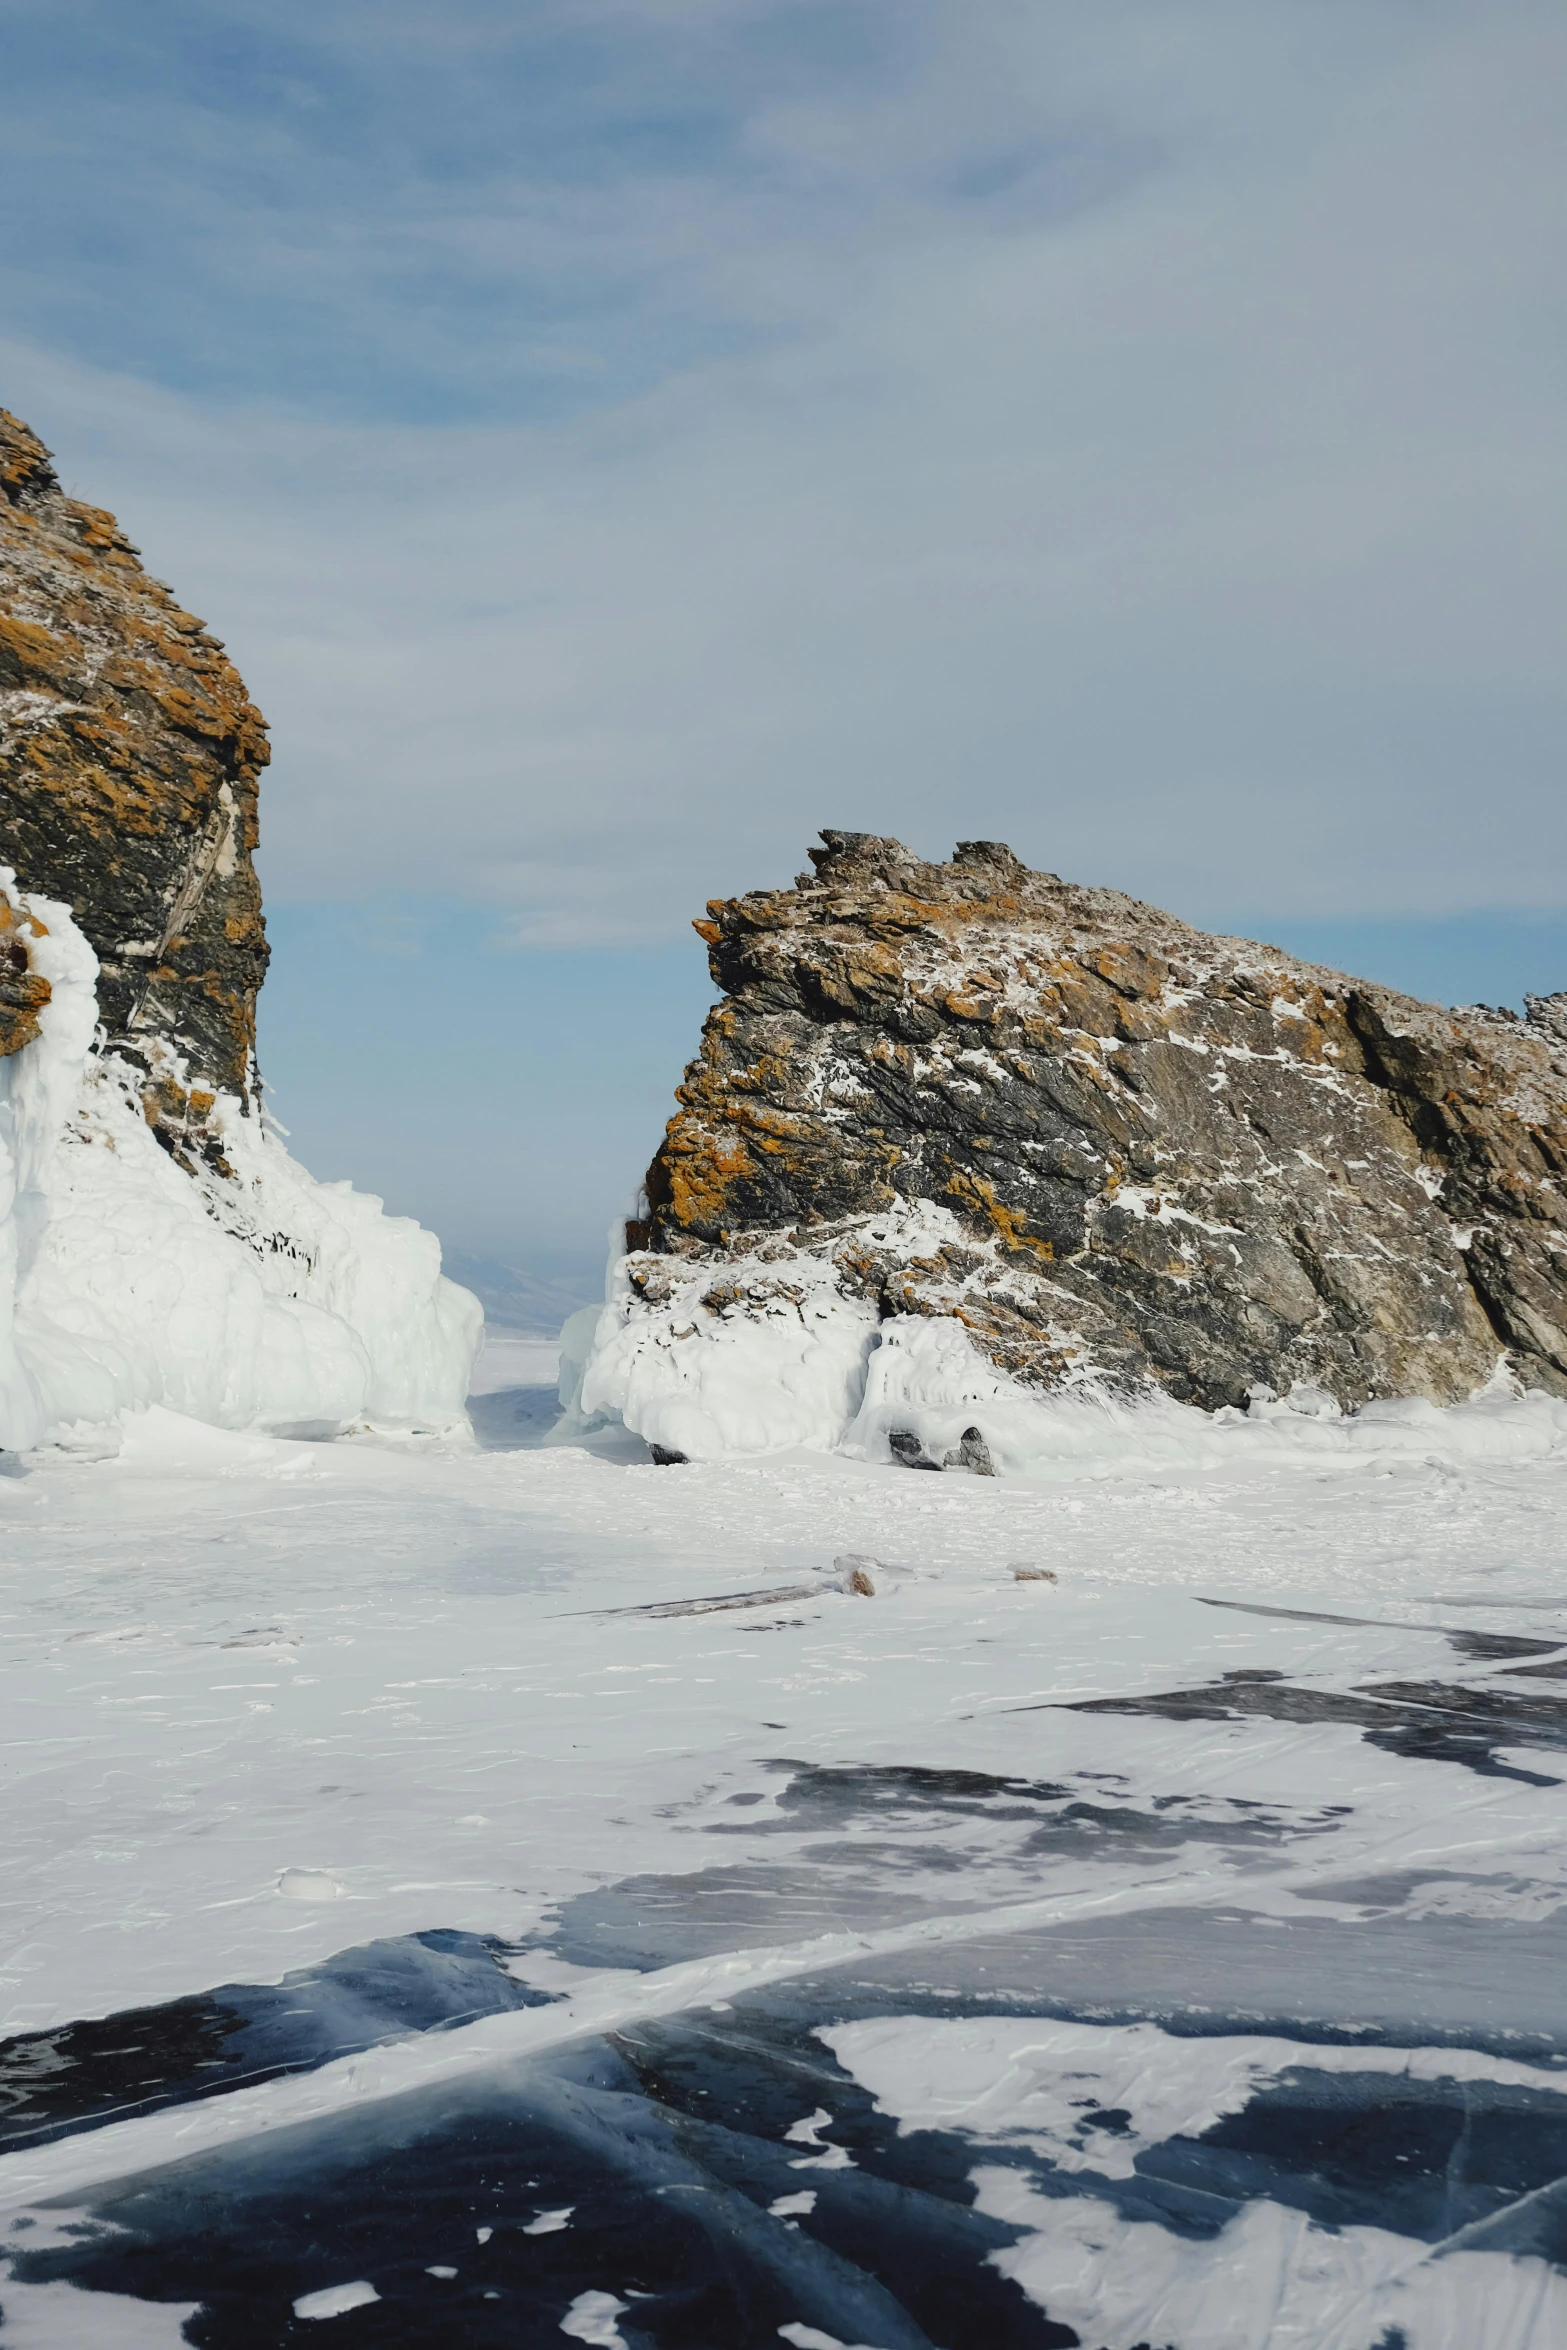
[630,831,1567,1412]
[0,409,269,1157]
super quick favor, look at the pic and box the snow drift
[0,874,479,1451]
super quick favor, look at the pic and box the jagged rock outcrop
[620,831,1567,1419]
[0,411,478,1448]
[0,409,268,1162]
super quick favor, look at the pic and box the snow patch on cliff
[0,875,479,1450]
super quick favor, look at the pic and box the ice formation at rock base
[0,872,477,1450]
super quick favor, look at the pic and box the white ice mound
[567,1237,878,1459]
[0,875,480,1450]
[570,1205,1567,1475]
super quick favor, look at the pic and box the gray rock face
[629,832,1567,1412]
[0,408,269,1169]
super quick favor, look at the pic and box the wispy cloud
[4,0,1564,941]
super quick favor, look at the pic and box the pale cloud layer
[4,0,1564,943]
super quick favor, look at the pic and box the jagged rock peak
[788,829,1033,894]
[618,832,1567,1423]
[0,407,269,1162]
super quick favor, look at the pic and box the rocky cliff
[582,832,1567,1456]
[0,408,268,1163]
[0,411,477,1448]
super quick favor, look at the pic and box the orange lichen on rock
[944,1168,1056,1262]
[0,407,269,1132]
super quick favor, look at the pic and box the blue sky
[4,0,1565,1292]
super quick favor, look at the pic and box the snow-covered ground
[5,1364,1567,2344]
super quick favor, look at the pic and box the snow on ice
[6,1358,1567,2341]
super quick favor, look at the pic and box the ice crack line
[0,1829,1547,2214]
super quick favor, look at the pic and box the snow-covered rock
[0,409,477,1450]
[576,829,1567,1465]
[0,405,271,1162]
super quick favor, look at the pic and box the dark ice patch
[1447,1631,1567,1664]
[745,1761,1332,1847]
[1068,1675,1567,1785]
[1174,2063,1567,2246]
[892,2051,1567,2261]
[0,1930,552,2155]
[748,1761,1076,1824]
[2,2017,1071,2349]
[544,1764,1337,1971]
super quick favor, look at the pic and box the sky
[3,0,1564,1301]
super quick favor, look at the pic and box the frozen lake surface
[5,1359,1567,2345]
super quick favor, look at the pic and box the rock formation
[0,408,268,1164]
[0,411,477,1447]
[588,832,1567,1451]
